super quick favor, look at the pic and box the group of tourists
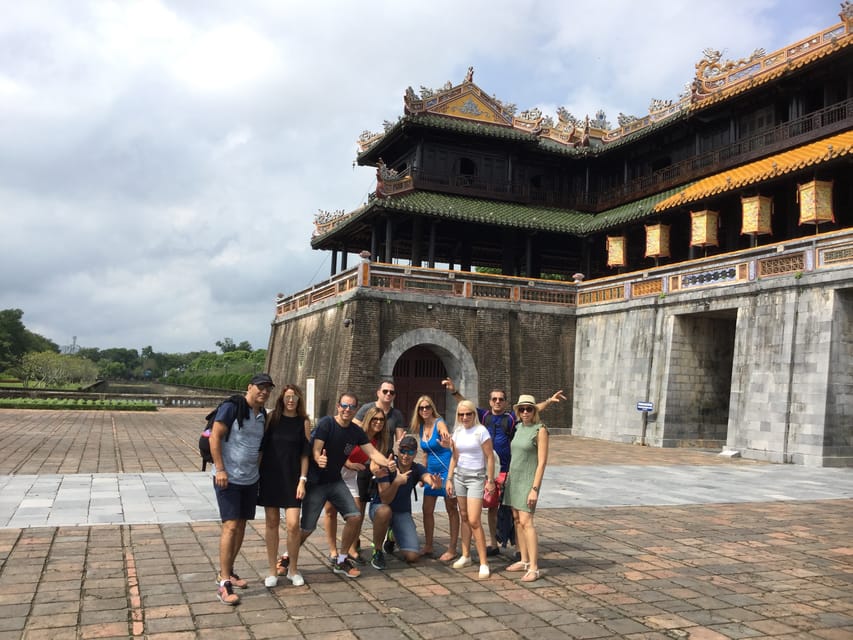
[208,373,564,605]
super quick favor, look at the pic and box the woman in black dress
[258,384,311,587]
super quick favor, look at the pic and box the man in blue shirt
[210,373,273,605]
[369,435,441,570]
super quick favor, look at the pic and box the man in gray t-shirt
[209,373,273,605]
[353,379,406,447]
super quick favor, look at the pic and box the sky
[0,0,841,354]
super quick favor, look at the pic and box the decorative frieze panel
[821,244,853,265]
[758,253,806,276]
[578,285,625,305]
[632,278,664,297]
[680,267,739,289]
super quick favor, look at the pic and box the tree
[20,351,98,387]
[216,337,237,353]
[216,338,253,353]
[0,309,59,371]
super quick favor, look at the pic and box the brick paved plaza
[0,408,850,639]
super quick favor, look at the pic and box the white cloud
[0,0,842,352]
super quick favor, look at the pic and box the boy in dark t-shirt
[369,435,440,570]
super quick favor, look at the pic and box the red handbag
[483,471,507,508]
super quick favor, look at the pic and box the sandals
[521,569,541,582]
[438,550,457,562]
[506,560,529,572]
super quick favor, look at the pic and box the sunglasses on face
[518,406,535,413]
[284,395,298,402]
[381,389,396,395]
[370,417,386,422]
[490,397,506,402]
[339,403,357,410]
[418,405,432,411]
[457,411,474,417]
[398,448,416,456]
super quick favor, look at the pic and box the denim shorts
[453,466,486,498]
[368,503,419,553]
[300,479,359,533]
[213,480,258,522]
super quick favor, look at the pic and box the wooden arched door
[392,346,448,423]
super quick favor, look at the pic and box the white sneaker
[264,575,278,588]
[478,565,490,579]
[287,572,305,587]
[452,556,472,569]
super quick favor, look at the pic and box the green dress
[504,422,546,513]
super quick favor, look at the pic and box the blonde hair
[409,395,443,433]
[452,399,482,430]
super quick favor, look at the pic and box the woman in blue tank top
[410,395,459,561]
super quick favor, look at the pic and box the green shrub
[0,398,157,411]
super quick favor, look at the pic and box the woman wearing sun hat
[503,394,549,582]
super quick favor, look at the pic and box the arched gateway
[379,328,479,418]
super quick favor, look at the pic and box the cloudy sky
[0,0,840,354]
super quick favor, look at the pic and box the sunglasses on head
[339,402,357,410]
[398,448,416,456]
[518,406,535,413]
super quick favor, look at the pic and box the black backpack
[198,394,253,471]
[485,412,516,441]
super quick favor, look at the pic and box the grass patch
[0,398,157,411]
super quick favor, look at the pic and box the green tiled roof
[312,185,696,246]
[581,184,695,233]
[360,110,692,162]
[377,191,592,232]
[359,114,542,161]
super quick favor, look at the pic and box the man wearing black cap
[209,373,274,605]
[368,434,441,570]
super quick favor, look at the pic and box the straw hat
[513,394,537,413]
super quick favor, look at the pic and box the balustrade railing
[275,229,853,316]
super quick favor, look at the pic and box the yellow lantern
[690,210,719,247]
[606,235,626,267]
[645,223,671,258]
[797,180,835,226]
[741,195,773,236]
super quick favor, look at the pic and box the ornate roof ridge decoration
[605,5,853,142]
[313,208,356,238]
[358,67,610,153]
